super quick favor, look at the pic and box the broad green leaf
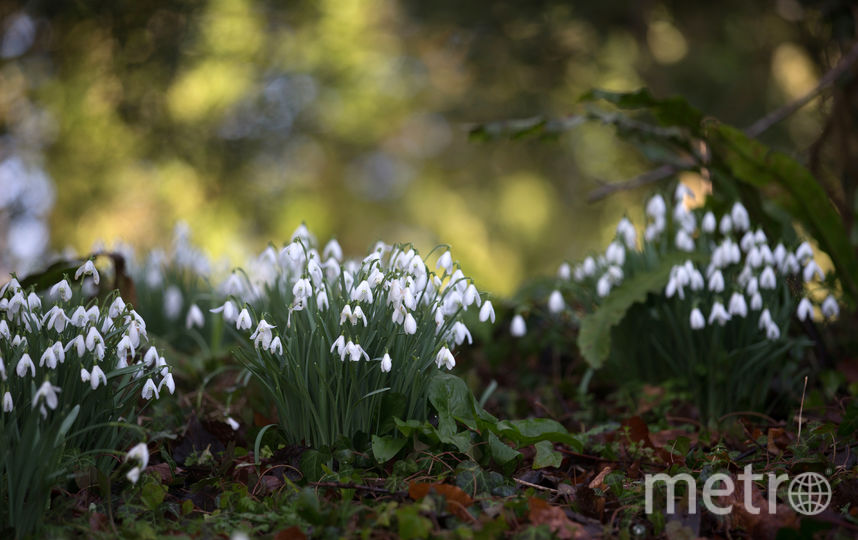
[580,88,704,134]
[371,435,407,463]
[140,479,167,511]
[494,418,582,451]
[397,506,433,540]
[488,432,522,471]
[532,440,563,469]
[428,372,474,438]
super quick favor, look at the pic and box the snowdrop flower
[66,335,86,358]
[605,242,625,266]
[330,336,346,360]
[403,312,417,335]
[582,256,597,277]
[435,347,456,370]
[708,270,725,293]
[773,244,787,267]
[740,231,756,252]
[731,202,750,231]
[345,341,369,362]
[316,289,329,311]
[616,217,637,248]
[269,336,283,355]
[69,306,88,328]
[141,378,159,400]
[210,300,239,323]
[89,365,107,390]
[750,292,763,311]
[510,314,527,337]
[759,266,776,290]
[50,279,73,302]
[646,194,666,219]
[32,381,61,410]
[436,251,453,274]
[185,304,205,329]
[226,417,240,431]
[163,286,183,320]
[728,292,748,317]
[86,327,104,352]
[557,263,571,281]
[821,295,839,319]
[39,347,58,369]
[548,290,565,313]
[754,228,767,245]
[307,259,324,287]
[451,322,472,346]
[6,292,25,315]
[142,346,159,367]
[351,280,373,304]
[43,306,70,333]
[463,284,481,308]
[107,297,125,320]
[380,353,392,373]
[782,254,800,274]
[673,204,696,232]
[765,322,781,340]
[645,217,665,242]
[796,298,814,321]
[795,241,814,263]
[708,302,731,326]
[125,443,149,484]
[719,214,733,235]
[758,308,773,330]
[802,260,824,282]
[479,301,495,323]
[596,275,612,297]
[75,260,100,284]
[117,335,134,360]
[236,309,252,330]
[701,211,716,233]
[323,239,343,261]
[675,229,694,252]
[292,278,313,300]
[16,353,35,377]
[747,247,763,268]
[2,392,12,412]
[689,308,705,329]
[0,360,5,381]
[158,372,175,395]
[0,320,8,340]
[250,320,276,349]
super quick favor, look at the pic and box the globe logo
[787,472,831,516]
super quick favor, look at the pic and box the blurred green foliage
[0,0,852,293]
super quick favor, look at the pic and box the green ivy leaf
[532,440,563,469]
[371,435,407,463]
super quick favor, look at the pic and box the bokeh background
[0,0,847,294]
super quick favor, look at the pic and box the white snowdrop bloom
[223,272,245,297]
[606,265,624,283]
[510,314,527,337]
[675,229,694,252]
[89,365,107,390]
[754,228,767,245]
[821,295,839,319]
[747,247,763,268]
[250,319,276,349]
[11,335,26,348]
[163,286,183,320]
[392,303,406,325]
[345,341,369,362]
[323,239,343,261]
[306,259,324,287]
[728,241,742,264]
[645,217,665,242]
[435,347,456,370]
[141,378,159,400]
[0,278,21,296]
[32,381,61,410]
[674,183,694,203]
[688,268,705,291]
[746,277,759,296]
[701,211,716,233]
[605,242,626,266]
[39,347,58,369]
[16,354,35,377]
[50,279,73,302]
[646,194,666,219]
[0,360,5,381]
[689,308,706,329]
[582,256,597,277]
[750,292,763,311]
[185,304,205,329]
[616,217,637,248]
[323,258,341,282]
[143,346,159,367]
[596,275,612,297]
[69,306,88,328]
[226,417,240,431]
[330,335,346,360]
[380,353,392,373]
[708,270,725,293]
[557,262,571,281]
[0,320,8,340]
[731,202,750,231]
[158,372,176,395]
[451,322,472,345]
[765,322,781,340]
[782,254,800,274]
[2,392,12,412]
[740,231,756,252]
[43,306,70,333]
[759,266,776,289]
[708,302,731,326]
[125,442,149,484]
[126,467,142,484]
[773,244,787,267]
[802,260,824,282]
[759,245,774,265]
[66,335,86,358]
[367,267,385,289]
[6,292,25,315]
[235,309,252,331]
[292,278,313,300]
[759,309,774,330]
[315,289,329,311]
[269,336,283,355]
[74,260,100,285]
[210,300,239,323]
[117,335,134,360]
[479,300,495,323]
[548,290,565,313]
[342,271,354,293]
[736,266,753,288]
[85,305,100,324]
[463,284,481,308]
[85,327,104,352]
[728,292,748,317]
[795,241,814,263]
[403,313,417,335]
[796,298,814,321]
[719,214,733,235]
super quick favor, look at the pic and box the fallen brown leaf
[408,482,474,521]
[528,497,590,539]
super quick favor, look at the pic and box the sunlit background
[0,0,840,294]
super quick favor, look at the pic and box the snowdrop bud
[323,239,343,261]
[708,302,731,326]
[708,270,725,293]
[731,202,750,231]
[737,266,753,287]
[689,308,705,329]
[754,229,767,244]
[821,295,839,319]
[307,260,324,287]
[728,293,748,317]
[127,467,141,484]
[403,313,417,335]
[2,392,12,412]
[645,217,665,242]
[750,292,763,311]
[437,251,453,274]
[510,315,526,337]
[164,286,183,320]
[16,354,35,377]
[435,347,456,370]
[605,242,625,266]
[158,372,175,395]
[479,301,495,323]
[101,316,114,333]
[646,194,666,219]
[90,365,107,390]
[759,267,776,289]
[50,279,73,302]
[186,304,205,329]
[701,211,716,233]
[235,309,252,331]
[141,378,159,400]
[796,298,814,321]
[802,260,824,282]
[665,276,679,299]
[548,290,565,314]
[74,260,100,285]
[719,214,733,235]
[381,353,392,373]
[557,263,571,281]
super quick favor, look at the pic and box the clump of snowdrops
[518,186,839,422]
[0,262,173,538]
[210,226,495,448]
